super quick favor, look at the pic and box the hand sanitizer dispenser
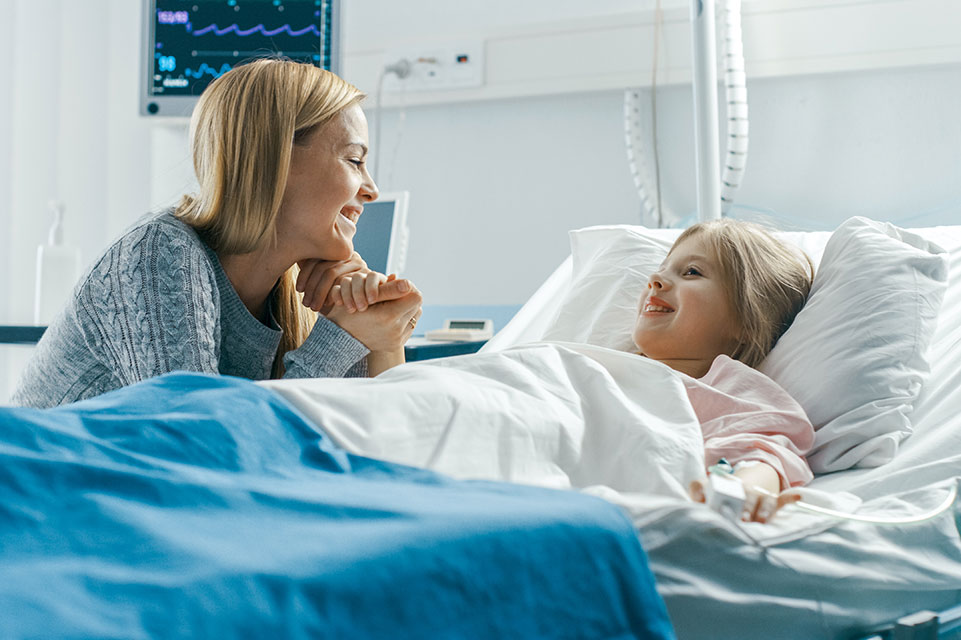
[34,200,82,325]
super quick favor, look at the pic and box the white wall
[0,2,14,316]
[370,64,961,306]
[140,0,961,305]
[3,0,152,328]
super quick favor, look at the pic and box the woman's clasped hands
[297,253,423,354]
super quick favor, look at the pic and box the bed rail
[858,603,961,640]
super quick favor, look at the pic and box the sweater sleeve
[281,315,370,379]
[682,355,816,489]
[75,220,222,385]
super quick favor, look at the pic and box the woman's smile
[338,206,363,235]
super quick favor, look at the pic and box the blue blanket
[0,372,673,639]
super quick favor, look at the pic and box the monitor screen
[351,192,410,276]
[449,321,487,330]
[141,0,340,117]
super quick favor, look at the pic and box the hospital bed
[476,216,961,639]
[3,216,961,639]
[255,215,961,639]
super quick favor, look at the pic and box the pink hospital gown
[680,355,815,489]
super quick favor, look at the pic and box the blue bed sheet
[0,372,673,639]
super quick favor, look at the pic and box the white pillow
[543,226,678,352]
[759,217,948,473]
[542,217,948,474]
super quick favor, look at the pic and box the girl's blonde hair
[673,219,814,368]
[175,58,365,377]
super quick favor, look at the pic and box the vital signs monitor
[140,0,341,117]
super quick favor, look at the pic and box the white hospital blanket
[262,342,707,501]
[262,340,961,639]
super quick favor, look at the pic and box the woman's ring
[408,316,417,329]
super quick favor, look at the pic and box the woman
[13,59,421,408]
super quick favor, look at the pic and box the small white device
[705,472,746,521]
[34,200,81,325]
[425,319,494,342]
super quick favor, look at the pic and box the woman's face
[275,103,378,263]
[632,234,742,368]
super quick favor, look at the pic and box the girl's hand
[738,485,801,523]
[732,461,799,522]
[689,462,800,523]
[328,272,416,313]
[296,253,368,313]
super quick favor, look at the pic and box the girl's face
[275,103,379,263]
[632,234,743,371]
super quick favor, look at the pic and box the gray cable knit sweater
[13,210,369,408]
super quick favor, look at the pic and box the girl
[13,59,421,408]
[634,219,816,522]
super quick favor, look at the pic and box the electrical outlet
[381,41,484,92]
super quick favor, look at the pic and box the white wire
[373,59,419,190]
[384,102,407,191]
[792,484,958,525]
[373,68,389,184]
[623,0,673,227]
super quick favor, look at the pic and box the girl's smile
[642,295,675,314]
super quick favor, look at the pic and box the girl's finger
[376,278,413,302]
[366,272,387,304]
[689,479,707,503]
[347,274,367,312]
[777,492,802,510]
[755,496,776,523]
[741,492,761,522]
[339,276,357,312]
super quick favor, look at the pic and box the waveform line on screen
[192,23,320,37]
[184,62,234,79]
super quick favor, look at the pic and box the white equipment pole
[690,0,722,221]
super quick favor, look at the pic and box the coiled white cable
[623,0,749,224]
[624,89,668,227]
[720,0,748,216]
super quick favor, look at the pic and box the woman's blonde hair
[673,219,814,368]
[175,58,365,377]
